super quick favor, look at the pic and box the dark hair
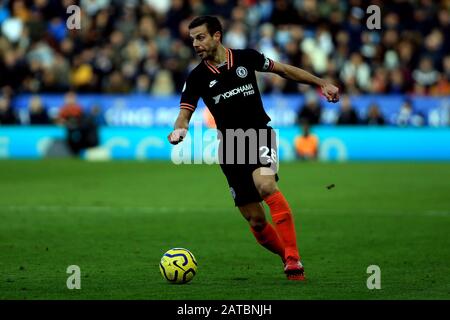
[188,16,223,42]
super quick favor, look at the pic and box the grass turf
[0,160,449,300]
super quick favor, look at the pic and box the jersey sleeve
[179,72,200,112]
[245,49,275,73]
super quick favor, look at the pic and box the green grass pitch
[0,160,449,300]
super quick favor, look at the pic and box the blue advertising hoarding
[12,94,450,127]
[1,126,449,161]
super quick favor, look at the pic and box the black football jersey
[179,48,275,130]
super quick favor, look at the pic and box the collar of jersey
[204,48,234,74]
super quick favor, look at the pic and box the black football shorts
[218,126,279,206]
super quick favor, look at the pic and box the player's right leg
[252,169,305,281]
[238,202,285,261]
[252,125,305,281]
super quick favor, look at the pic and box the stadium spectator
[1,10,23,43]
[294,123,319,161]
[300,29,330,75]
[256,22,280,64]
[0,95,18,125]
[57,92,100,156]
[134,74,152,94]
[144,0,171,16]
[223,22,247,49]
[430,54,450,95]
[413,57,439,92]
[337,95,359,125]
[296,90,322,126]
[340,52,371,93]
[166,0,192,37]
[430,73,450,96]
[0,50,29,91]
[442,55,450,79]
[58,92,83,123]
[104,71,131,94]
[150,70,175,96]
[270,0,299,26]
[57,92,84,155]
[28,95,50,125]
[396,98,425,127]
[363,103,385,126]
[423,29,445,69]
[80,0,111,17]
[388,68,408,94]
[89,104,106,127]
[70,52,96,92]
[371,67,389,94]
[47,17,67,43]
[345,6,364,53]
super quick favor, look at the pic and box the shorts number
[260,146,277,163]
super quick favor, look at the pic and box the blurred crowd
[0,0,449,127]
[295,90,428,127]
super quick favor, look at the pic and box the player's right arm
[168,72,200,145]
[168,109,192,145]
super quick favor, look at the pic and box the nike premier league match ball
[159,248,198,284]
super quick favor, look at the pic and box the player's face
[189,24,220,60]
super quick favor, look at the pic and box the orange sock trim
[264,191,300,260]
[250,223,285,258]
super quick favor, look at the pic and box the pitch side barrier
[12,94,450,127]
[1,126,450,161]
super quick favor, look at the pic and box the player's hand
[321,82,340,103]
[168,128,187,145]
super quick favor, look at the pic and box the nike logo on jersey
[209,80,218,88]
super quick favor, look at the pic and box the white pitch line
[0,205,232,214]
[425,210,450,216]
[0,205,447,217]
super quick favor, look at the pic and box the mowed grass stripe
[0,160,449,299]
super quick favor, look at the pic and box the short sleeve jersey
[180,48,275,130]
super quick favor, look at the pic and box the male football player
[168,16,339,280]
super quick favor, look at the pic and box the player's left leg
[252,167,305,280]
[218,162,285,262]
[238,202,285,261]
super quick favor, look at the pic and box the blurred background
[0,0,449,161]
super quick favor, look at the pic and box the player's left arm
[270,61,340,103]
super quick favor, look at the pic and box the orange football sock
[264,191,300,261]
[250,223,285,259]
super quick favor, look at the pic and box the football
[159,248,198,284]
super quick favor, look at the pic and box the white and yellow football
[159,248,198,284]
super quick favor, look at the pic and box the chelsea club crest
[236,66,248,78]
